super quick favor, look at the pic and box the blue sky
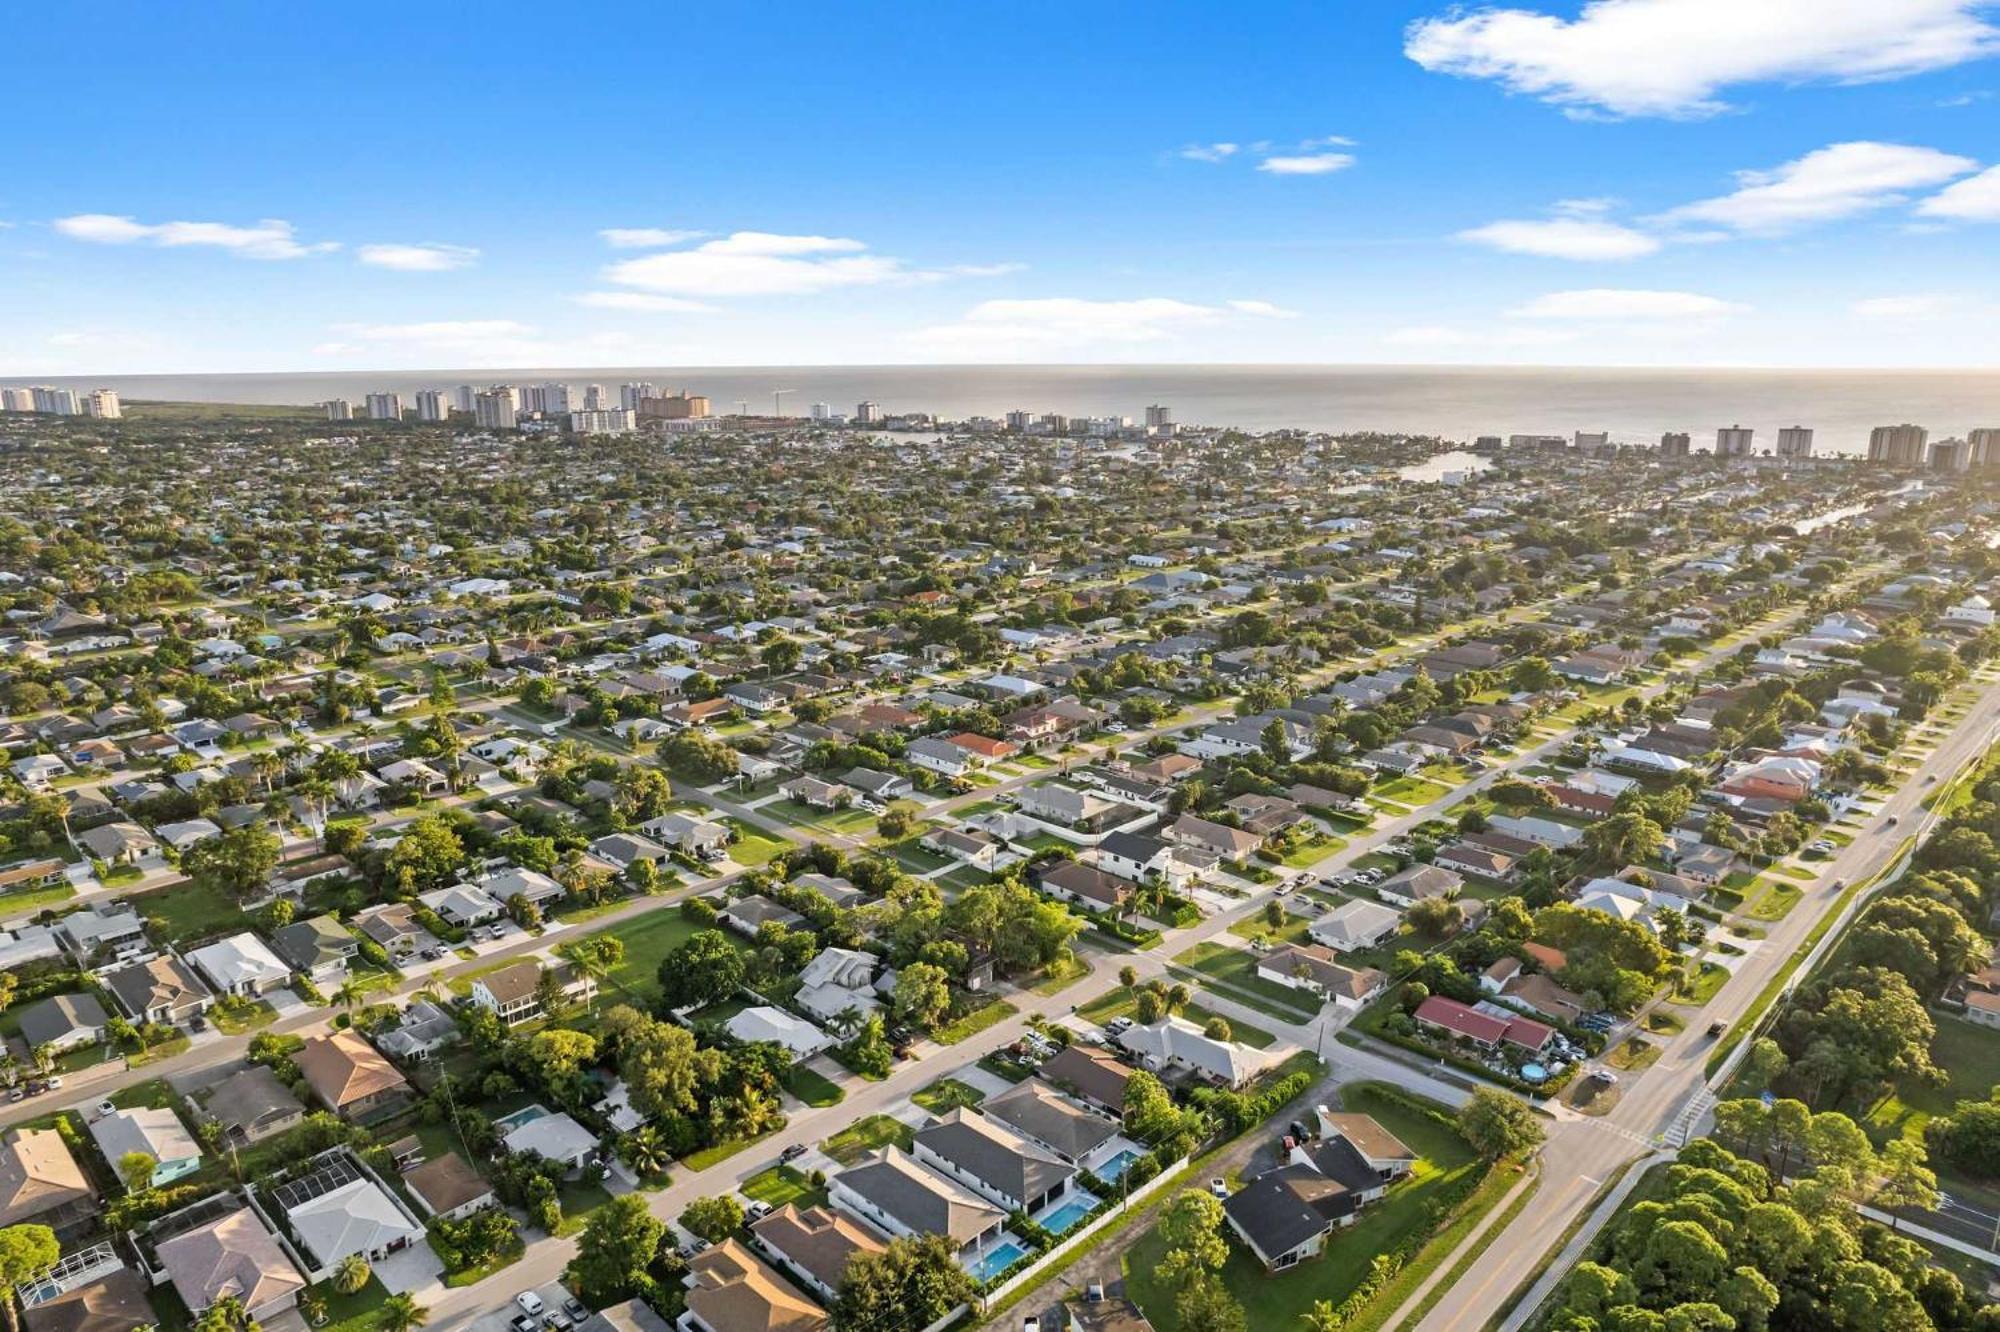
[4,0,1998,373]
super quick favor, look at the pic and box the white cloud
[599,227,707,249]
[1851,293,1959,317]
[1918,164,2000,220]
[356,243,479,271]
[1657,141,1978,233]
[1507,288,1745,319]
[1458,215,1661,260]
[575,291,720,312]
[52,213,337,259]
[1405,0,2000,119]
[1256,153,1356,176]
[911,297,1292,358]
[603,230,992,298]
[1179,143,1240,163]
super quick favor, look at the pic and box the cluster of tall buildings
[1501,421,1999,469]
[0,386,121,418]
[322,381,713,436]
[1866,423,2000,471]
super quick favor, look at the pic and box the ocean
[22,364,2000,456]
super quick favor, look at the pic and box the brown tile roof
[686,1240,827,1332]
[404,1153,493,1215]
[293,1029,408,1111]
[157,1207,305,1316]
[750,1204,884,1293]
[0,1129,93,1226]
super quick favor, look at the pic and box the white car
[517,1294,546,1318]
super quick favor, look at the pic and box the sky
[3,0,1998,374]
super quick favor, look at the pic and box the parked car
[1209,1178,1229,1199]
[511,1317,537,1332]
[781,1143,808,1162]
[562,1299,588,1323]
[517,1294,546,1319]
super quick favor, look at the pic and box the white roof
[502,1111,601,1162]
[725,1005,831,1057]
[286,1175,424,1266]
[1117,1015,1273,1085]
[188,933,291,988]
[1312,899,1400,943]
[91,1105,200,1166]
[798,947,876,990]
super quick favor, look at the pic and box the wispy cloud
[1656,141,1978,233]
[357,242,479,271]
[575,291,720,312]
[1917,164,2000,221]
[599,227,708,249]
[603,230,1007,299]
[1178,143,1240,163]
[334,319,533,342]
[1405,0,2000,119]
[1507,288,1745,319]
[1458,214,1660,260]
[1851,293,1960,317]
[1257,153,1356,176]
[52,213,338,259]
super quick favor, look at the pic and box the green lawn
[305,1275,389,1332]
[1174,942,1320,1021]
[1031,954,1093,996]
[785,1065,846,1108]
[1227,911,1312,947]
[1277,834,1346,869]
[1077,989,1276,1048]
[1669,962,1729,1008]
[823,1114,914,1165]
[0,883,77,920]
[1744,879,1802,921]
[1123,1084,1483,1332]
[600,905,736,1003]
[132,879,245,947]
[1865,1014,2000,1172]
[742,1164,828,1210]
[724,820,794,867]
[913,1077,986,1113]
[934,997,1019,1044]
[681,1130,778,1172]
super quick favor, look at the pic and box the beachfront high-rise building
[1716,424,1754,458]
[809,401,832,421]
[1005,411,1032,431]
[474,386,519,430]
[1868,423,1927,466]
[855,401,883,424]
[1970,428,2000,470]
[1145,404,1172,427]
[365,392,402,421]
[1776,426,1813,458]
[1659,431,1691,457]
[1930,438,1970,472]
[582,384,607,411]
[415,390,451,422]
[453,384,477,412]
[636,392,709,422]
[568,408,635,436]
[1574,431,1608,450]
[0,388,33,412]
[86,389,121,419]
[620,382,658,411]
[324,399,353,421]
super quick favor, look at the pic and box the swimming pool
[494,1103,552,1132]
[966,1239,1029,1282]
[1095,1148,1142,1182]
[1038,1194,1097,1235]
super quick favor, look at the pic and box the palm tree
[30,1044,54,1077]
[299,1292,328,1327]
[1300,1300,1342,1332]
[333,980,364,1014]
[331,1253,370,1295]
[377,1294,427,1332]
[618,1127,669,1178]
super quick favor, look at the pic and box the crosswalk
[1663,1087,1716,1148]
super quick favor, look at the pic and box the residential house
[750,1204,886,1301]
[1413,996,1554,1056]
[1116,1016,1274,1088]
[417,884,504,929]
[1039,1045,1133,1115]
[293,1029,411,1120]
[725,1007,832,1059]
[16,993,108,1054]
[1169,814,1262,862]
[1376,864,1463,908]
[681,1240,827,1332]
[1308,900,1400,953]
[979,1079,1119,1165]
[268,916,358,988]
[720,895,807,939]
[200,1066,305,1147]
[186,934,292,998]
[829,1147,1007,1255]
[912,1108,1077,1214]
[352,903,430,958]
[155,1208,305,1323]
[90,1108,201,1185]
[403,1153,495,1222]
[1036,860,1131,912]
[470,960,595,1027]
[102,955,211,1026]
[276,1154,425,1277]
[0,1129,96,1235]
[1256,945,1387,1012]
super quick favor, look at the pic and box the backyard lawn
[742,1164,829,1211]
[132,879,244,947]
[823,1114,914,1165]
[913,1077,986,1113]
[723,821,793,867]
[1123,1084,1484,1332]
[1174,942,1320,1021]
[600,905,737,1003]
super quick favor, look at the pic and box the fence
[978,1154,1189,1309]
